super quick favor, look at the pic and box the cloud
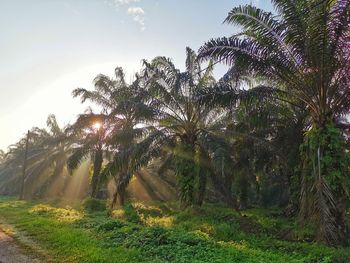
[127,7,145,31]
[127,6,144,15]
[107,0,146,31]
[114,0,140,6]
[133,15,145,31]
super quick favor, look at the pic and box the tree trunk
[110,177,119,209]
[238,173,249,210]
[111,191,118,209]
[174,143,196,207]
[118,188,126,206]
[208,170,240,213]
[19,130,30,200]
[196,168,207,206]
[300,122,349,245]
[91,149,103,198]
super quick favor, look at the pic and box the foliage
[1,198,350,262]
[173,144,197,206]
[198,0,350,244]
[105,48,238,208]
[0,198,136,262]
[0,115,71,198]
[81,68,157,206]
[299,123,350,244]
[68,72,134,198]
[82,198,107,213]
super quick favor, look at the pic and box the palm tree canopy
[198,0,350,127]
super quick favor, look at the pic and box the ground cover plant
[0,197,350,262]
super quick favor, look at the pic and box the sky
[0,0,273,151]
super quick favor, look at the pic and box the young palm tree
[231,93,306,209]
[198,0,350,244]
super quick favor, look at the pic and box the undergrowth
[0,196,349,262]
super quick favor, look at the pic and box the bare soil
[0,230,41,263]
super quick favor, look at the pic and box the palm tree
[231,92,306,209]
[69,70,122,199]
[0,150,5,163]
[105,48,239,209]
[92,70,157,207]
[0,115,71,197]
[71,68,155,201]
[66,112,111,198]
[0,130,37,195]
[35,114,72,197]
[198,0,350,244]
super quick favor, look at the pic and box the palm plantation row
[0,0,349,246]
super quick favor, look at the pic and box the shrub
[97,219,126,232]
[82,198,106,212]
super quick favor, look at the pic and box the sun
[93,122,101,130]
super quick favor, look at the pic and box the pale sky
[0,0,273,151]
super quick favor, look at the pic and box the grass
[0,196,349,262]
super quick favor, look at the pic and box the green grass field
[0,196,349,262]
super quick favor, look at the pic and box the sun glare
[93,122,101,130]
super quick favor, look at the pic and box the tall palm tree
[35,114,72,197]
[198,0,350,244]
[66,112,111,198]
[93,70,157,207]
[105,48,238,209]
[0,115,71,197]
[71,68,155,201]
[0,150,5,163]
[0,128,41,195]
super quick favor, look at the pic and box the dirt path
[0,229,41,263]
